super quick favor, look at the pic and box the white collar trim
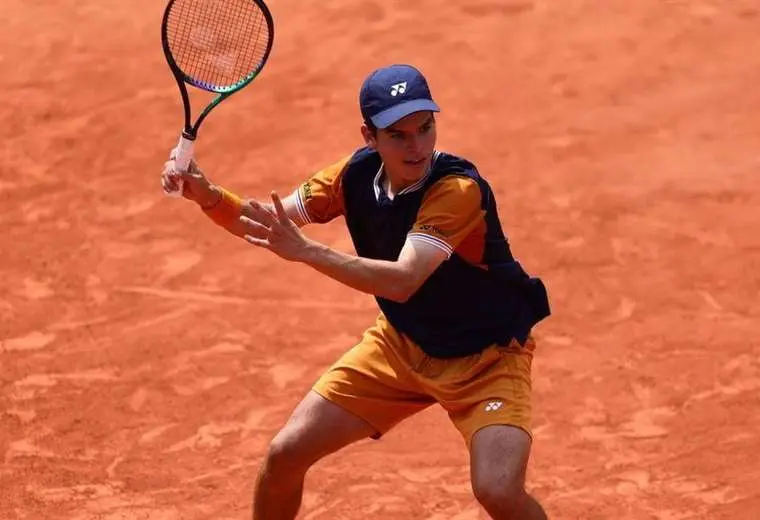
[373,150,440,202]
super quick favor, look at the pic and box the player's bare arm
[240,192,448,303]
[161,159,305,238]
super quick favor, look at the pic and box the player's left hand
[240,192,312,262]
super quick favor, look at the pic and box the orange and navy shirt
[295,147,549,357]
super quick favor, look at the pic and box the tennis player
[162,63,551,520]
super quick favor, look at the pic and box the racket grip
[174,134,195,171]
[165,134,195,198]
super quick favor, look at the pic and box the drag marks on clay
[164,407,278,454]
[4,409,37,425]
[128,387,148,412]
[398,466,456,484]
[32,482,127,504]
[139,424,178,446]
[49,315,114,332]
[428,509,482,520]
[160,251,204,280]
[14,369,117,386]
[686,352,760,403]
[618,407,676,439]
[0,331,56,352]
[300,498,348,520]
[172,376,231,396]
[120,304,203,333]
[11,369,118,402]
[181,461,259,484]
[166,423,246,452]
[5,439,57,460]
[16,277,54,299]
[268,362,309,390]
[458,0,535,16]
[614,296,637,322]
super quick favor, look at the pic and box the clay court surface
[2,1,759,518]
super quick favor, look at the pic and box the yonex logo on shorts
[390,82,407,96]
[485,400,503,412]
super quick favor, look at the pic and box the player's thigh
[267,390,376,469]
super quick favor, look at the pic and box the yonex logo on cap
[359,64,440,128]
[390,82,407,97]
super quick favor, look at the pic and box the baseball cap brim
[370,99,440,129]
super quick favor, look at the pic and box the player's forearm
[300,241,413,302]
[201,187,304,238]
[200,186,249,238]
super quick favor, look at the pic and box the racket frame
[159,0,274,180]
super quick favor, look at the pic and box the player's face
[363,111,437,184]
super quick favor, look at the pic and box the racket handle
[174,134,195,171]
[165,134,195,198]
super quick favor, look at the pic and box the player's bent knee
[472,477,526,518]
[264,430,313,476]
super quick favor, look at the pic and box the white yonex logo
[390,82,407,97]
[485,401,503,412]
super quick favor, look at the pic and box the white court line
[117,286,374,312]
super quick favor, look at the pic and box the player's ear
[361,123,377,149]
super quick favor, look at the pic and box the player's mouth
[403,157,427,166]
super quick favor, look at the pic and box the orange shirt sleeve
[294,155,351,224]
[408,176,485,258]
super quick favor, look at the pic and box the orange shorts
[313,313,535,448]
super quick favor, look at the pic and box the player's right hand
[161,159,219,208]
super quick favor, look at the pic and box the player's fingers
[178,169,199,182]
[247,200,276,226]
[161,172,178,190]
[167,171,185,185]
[244,235,269,248]
[270,192,288,223]
[188,160,203,175]
[240,216,270,236]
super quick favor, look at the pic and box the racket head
[161,0,274,94]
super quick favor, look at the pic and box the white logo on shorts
[390,82,407,96]
[485,400,503,412]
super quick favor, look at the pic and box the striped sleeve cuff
[407,232,454,258]
[293,187,312,225]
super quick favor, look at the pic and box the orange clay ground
[1,1,759,519]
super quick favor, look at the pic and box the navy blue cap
[359,64,440,129]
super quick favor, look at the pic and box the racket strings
[166,0,271,90]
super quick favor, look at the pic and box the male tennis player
[162,64,551,520]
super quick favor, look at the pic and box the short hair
[364,119,378,134]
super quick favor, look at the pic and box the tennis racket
[161,0,274,196]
